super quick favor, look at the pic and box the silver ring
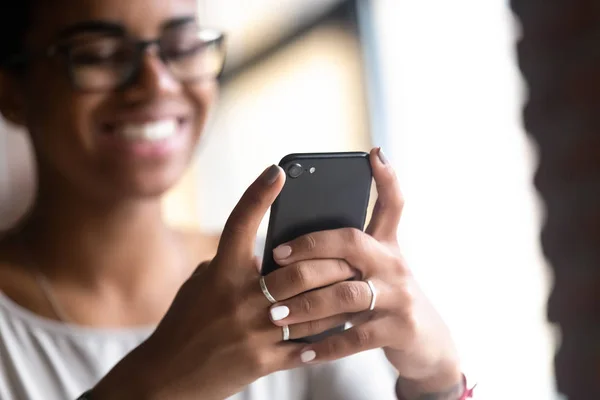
[259,276,277,304]
[366,280,377,311]
[282,325,290,341]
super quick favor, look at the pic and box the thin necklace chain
[29,252,191,326]
[34,267,73,324]
[13,227,74,324]
[22,230,192,326]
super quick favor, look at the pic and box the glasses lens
[65,29,225,91]
[161,29,225,81]
[68,37,135,91]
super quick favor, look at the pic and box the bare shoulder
[0,235,46,315]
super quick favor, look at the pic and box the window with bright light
[373,1,558,399]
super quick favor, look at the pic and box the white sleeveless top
[0,291,398,400]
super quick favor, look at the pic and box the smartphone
[261,152,373,343]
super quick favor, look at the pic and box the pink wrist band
[459,373,475,399]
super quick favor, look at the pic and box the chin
[127,181,176,199]
[111,163,189,200]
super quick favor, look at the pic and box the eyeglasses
[4,27,226,92]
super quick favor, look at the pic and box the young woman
[0,0,471,399]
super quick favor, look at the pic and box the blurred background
[0,1,558,398]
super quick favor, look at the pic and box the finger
[365,147,404,242]
[257,342,308,374]
[263,259,358,302]
[299,320,385,364]
[191,260,211,277]
[218,165,285,264]
[272,228,401,278]
[268,281,373,326]
[267,313,354,342]
[288,313,352,341]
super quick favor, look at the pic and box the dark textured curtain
[512,1,600,399]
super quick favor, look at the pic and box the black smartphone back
[261,152,373,343]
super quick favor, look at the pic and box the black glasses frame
[2,28,227,92]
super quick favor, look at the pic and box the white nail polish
[301,350,316,363]
[270,306,290,321]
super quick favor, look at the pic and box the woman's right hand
[90,165,355,400]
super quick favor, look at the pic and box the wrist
[90,341,165,400]
[396,359,463,400]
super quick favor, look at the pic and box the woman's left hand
[267,148,462,393]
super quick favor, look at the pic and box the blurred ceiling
[198,0,348,74]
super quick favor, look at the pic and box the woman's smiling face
[1,0,220,201]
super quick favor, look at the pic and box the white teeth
[117,119,178,142]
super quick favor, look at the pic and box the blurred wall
[0,120,34,231]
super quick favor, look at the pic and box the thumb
[217,164,285,265]
[366,148,404,242]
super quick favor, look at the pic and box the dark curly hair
[0,1,35,70]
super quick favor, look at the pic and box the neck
[16,177,185,292]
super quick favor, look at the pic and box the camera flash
[309,167,316,174]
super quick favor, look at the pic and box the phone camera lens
[287,163,304,179]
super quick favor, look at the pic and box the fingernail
[263,165,281,185]
[301,350,317,363]
[273,245,292,260]
[270,305,290,321]
[377,147,389,165]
